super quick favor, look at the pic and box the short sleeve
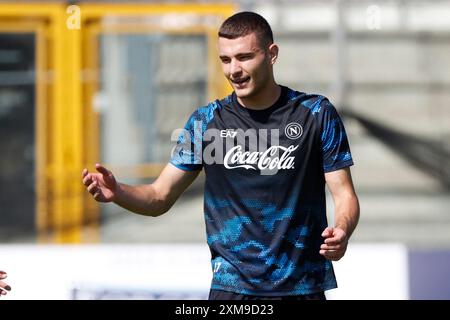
[318,100,354,172]
[170,110,203,171]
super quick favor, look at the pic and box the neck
[237,82,281,110]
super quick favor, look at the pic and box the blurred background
[0,0,449,299]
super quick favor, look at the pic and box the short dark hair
[218,11,274,47]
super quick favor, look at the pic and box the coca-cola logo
[171,123,301,175]
[224,145,298,171]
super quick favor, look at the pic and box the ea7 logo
[220,129,237,138]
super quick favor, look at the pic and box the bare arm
[82,163,200,217]
[320,167,360,261]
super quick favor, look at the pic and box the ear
[268,43,279,65]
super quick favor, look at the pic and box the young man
[82,12,359,300]
[0,271,11,297]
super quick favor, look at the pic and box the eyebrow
[236,52,255,57]
[219,51,256,59]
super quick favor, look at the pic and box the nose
[230,59,242,77]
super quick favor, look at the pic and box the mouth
[230,76,250,87]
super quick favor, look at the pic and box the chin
[234,87,254,99]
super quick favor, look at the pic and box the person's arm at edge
[82,163,200,217]
[0,271,11,296]
[320,167,360,261]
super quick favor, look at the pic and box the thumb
[322,227,334,238]
[95,163,112,177]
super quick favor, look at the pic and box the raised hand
[82,163,118,202]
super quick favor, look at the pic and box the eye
[220,57,231,64]
[238,54,253,61]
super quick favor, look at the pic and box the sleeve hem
[169,161,202,172]
[323,160,354,173]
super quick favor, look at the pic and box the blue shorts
[208,289,326,300]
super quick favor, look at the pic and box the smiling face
[218,32,278,107]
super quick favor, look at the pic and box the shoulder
[184,96,229,130]
[297,93,334,115]
[192,97,227,121]
[280,87,333,114]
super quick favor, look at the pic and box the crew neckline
[232,85,288,114]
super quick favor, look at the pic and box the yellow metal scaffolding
[0,2,234,243]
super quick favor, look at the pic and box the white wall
[0,243,408,300]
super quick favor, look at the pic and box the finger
[82,168,88,178]
[95,163,111,176]
[0,281,10,291]
[87,181,99,194]
[321,227,333,238]
[320,249,338,259]
[325,233,345,245]
[320,248,336,254]
[324,237,340,245]
[320,248,345,260]
[0,285,11,292]
[320,244,341,250]
[83,174,93,187]
[93,191,102,201]
[0,271,6,280]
